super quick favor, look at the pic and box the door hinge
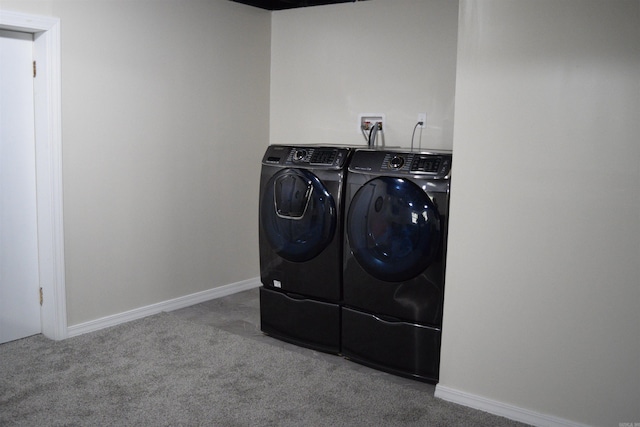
[33,61,36,78]
[39,287,43,306]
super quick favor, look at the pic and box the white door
[0,29,41,343]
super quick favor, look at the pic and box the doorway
[0,10,66,340]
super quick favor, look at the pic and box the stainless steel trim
[273,183,314,220]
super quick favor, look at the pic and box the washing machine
[341,149,452,383]
[259,144,352,354]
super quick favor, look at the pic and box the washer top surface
[262,145,351,170]
[348,149,452,179]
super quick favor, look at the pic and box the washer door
[261,168,336,263]
[347,177,441,282]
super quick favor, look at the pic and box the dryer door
[261,168,336,262]
[347,176,440,282]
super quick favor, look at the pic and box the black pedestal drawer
[260,286,340,354]
[341,306,441,383]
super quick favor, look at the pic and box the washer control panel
[350,149,452,178]
[262,145,351,169]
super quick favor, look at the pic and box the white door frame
[0,10,66,340]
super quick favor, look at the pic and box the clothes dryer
[341,149,452,383]
[259,145,351,354]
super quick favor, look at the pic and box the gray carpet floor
[1,290,528,426]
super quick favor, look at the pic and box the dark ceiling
[230,0,366,11]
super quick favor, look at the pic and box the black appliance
[230,0,368,11]
[341,149,452,383]
[259,144,351,354]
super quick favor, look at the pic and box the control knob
[389,155,405,169]
[293,149,307,162]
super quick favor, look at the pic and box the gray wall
[270,0,458,151]
[3,0,271,325]
[440,1,640,426]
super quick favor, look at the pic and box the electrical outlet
[358,114,385,133]
[418,113,427,128]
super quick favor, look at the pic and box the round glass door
[260,168,336,262]
[347,176,441,282]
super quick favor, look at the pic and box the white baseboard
[434,385,592,427]
[67,277,261,338]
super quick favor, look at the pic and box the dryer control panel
[262,145,351,170]
[349,149,452,179]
